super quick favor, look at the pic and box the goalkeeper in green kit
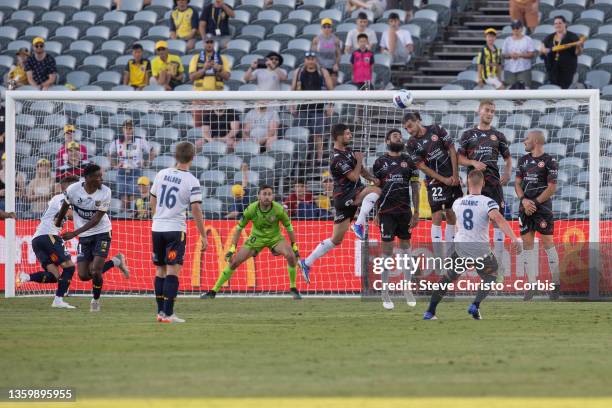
[200,185,303,299]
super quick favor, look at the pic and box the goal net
[2,90,610,298]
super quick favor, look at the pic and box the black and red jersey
[373,153,419,214]
[330,147,364,201]
[406,124,455,186]
[458,127,510,187]
[516,153,558,209]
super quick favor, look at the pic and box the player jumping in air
[373,128,421,310]
[404,111,462,259]
[299,123,381,282]
[151,141,207,323]
[55,164,130,312]
[423,170,522,320]
[201,185,303,299]
[458,100,512,280]
[515,130,560,300]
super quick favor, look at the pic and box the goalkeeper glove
[225,244,236,262]
[292,242,300,258]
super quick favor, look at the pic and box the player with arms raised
[373,128,420,310]
[404,112,462,257]
[515,130,560,300]
[151,141,207,323]
[458,100,512,276]
[55,164,130,312]
[201,185,302,299]
[299,123,381,280]
[423,170,521,320]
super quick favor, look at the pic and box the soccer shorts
[449,250,499,278]
[32,234,71,269]
[427,184,464,213]
[519,207,554,236]
[333,186,365,224]
[379,212,412,242]
[77,232,112,263]
[482,182,505,212]
[152,231,187,266]
[243,234,284,255]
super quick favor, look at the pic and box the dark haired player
[373,128,420,310]
[404,111,462,259]
[515,130,560,300]
[150,141,207,323]
[458,100,512,278]
[21,176,128,307]
[202,184,302,299]
[55,164,130,312]
[299,123,381,281]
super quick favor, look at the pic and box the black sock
[474,274,496,305]
[427,273,458,314]
[92,275,103,300]
[154,276,165,314]
[163,275,179,316]
[102,259,115,273]
[29,271,58,283]
[55,266,75,297]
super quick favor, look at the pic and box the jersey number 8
[159,184,179,209]
[463,208,474,230]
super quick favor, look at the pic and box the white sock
[305,238,336,267]
[444,223,456,257]
[112,256,120,266]
[493,228,505,264]
[54,295,63,302]
[356,192,379,225]
[545,246,560,285]
[523,249,537,283]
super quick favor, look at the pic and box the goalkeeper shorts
[244,234,284,255]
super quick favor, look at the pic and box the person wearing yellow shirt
[7,48,30,90]
[169,0,199,52]
[123,44,151,90]
[188,35,231,91]
[151,41,184,90]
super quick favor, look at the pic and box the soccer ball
[392,89,414,110]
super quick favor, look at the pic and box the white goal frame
[3,89,601,297]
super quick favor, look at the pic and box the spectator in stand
[312,19,342,86]
[509,0,539,34]
[170,0,199,52]
[502,20,536,89]
[351,33,374,89]
[151,41,184,90]
[25,38,57,91]
[195,102,241,151]
[7,48,30,90]
[225,163,250,219]
[540,15,584,90]
[0,152,26,211]
[284,179,314,219]
[387,0,414,21]
[26,158,55,217]
[123,44,151,90]
[199,0,235,49]
[380,13,414,65]
[108,119,155,210]
[346,0,386,20]
[291,51,334,163]
[55,141,87,181]
[477,28,504,89]
[56,124,87,169]
[189,34,231,91]
[315,171,334,220]
[243,52,287,91]
[242,103,279,152]
[134,176,151,220]
[344,12,378,54]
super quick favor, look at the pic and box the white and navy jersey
[64,182,112,237]
[109,137,151,169]
[33,194,66,238]
[151,167,202,232]
[452,194,499,258]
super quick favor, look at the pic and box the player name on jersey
[151,168,202,233]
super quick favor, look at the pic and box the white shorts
[485,77,504,89]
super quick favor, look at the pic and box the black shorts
[449,250,498,278]
[152,231,187,266]
[32,235,71,269]
[379,212,412,242]
[519,207,554,235]
[77,232,112,263]
[427,184,464,213]
[482,182,505,211]
[333,187,364,224]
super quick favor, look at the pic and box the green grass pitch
[1,298,612,402]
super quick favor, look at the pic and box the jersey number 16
[159,184,178,209]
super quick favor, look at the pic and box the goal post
[2,89,606,298]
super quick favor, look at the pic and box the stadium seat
[22,26,49,43]
[544,142,567,159]
[201,140,229,162]
[65,40,95,64]
[114,25,142,47]
[538,113,565,130]
[118,0,143,14]
[5,10,35,34]
[139,113,164,129]
[131,10,158,31]
[0,26,18,50]
[424,0,452,27]
[270,0,296,19]
[24,0,51,17]
[82,26,112,48]
[38,141,62,157]
[52,25,80,49]
[0,0,21,16]
[68,11,97,32]
[546,9,574,24]
[285,9,312,31]
[505,113,532,130]
[76,113,102,131]
[229,9,252,32]
[191,155,210,175]
[217,154,244,177]
[253,39,281,56]
[267,24,298,49]
[202,197,223,219]
[237,24,267,46]
[55,0,82,19]
[315,8,342,24]
[299,0,325,15]
[583,39,609,62]
[586,69,611,89]
[145,0,174,15]
[89,155,111,170]
[283,38,311,59]
[411,9,439,43]
[40,10,66,32]
[66,71,91,88]
[25,128,50,145]
[80,55,109,78]
[101,11,128,36]
[153,128,180,147]
[237,0,265,16]
[42,113,67,129]
[200,170,226,188]
[298,23,321,41]
[233,140,261,161]
[253,10,282,33]
[225,39,252,61]
[93,70,122,89]
[98,40,126,59]
[151,155,175,170]
[557,127,582,144]
[145,25,170,42]
[84,0,112,15]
